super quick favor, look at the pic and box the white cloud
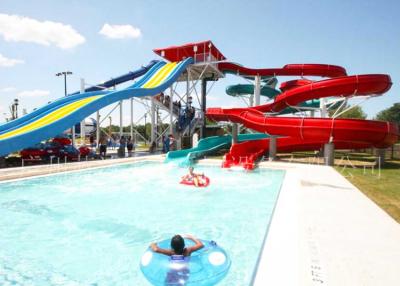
[0,87,17,92]
[99,23,141,39]
[18,89,50,97]
[0,53,24,67]
[0,14,85,49]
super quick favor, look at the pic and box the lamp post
[56,71,74,145]
[11,98,19,120]
[55,71,73,96]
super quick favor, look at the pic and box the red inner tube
[180,176,210,187]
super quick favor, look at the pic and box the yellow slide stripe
[142,62,177,88]
[141,62,173,88]
[146,62,177,88]
[0,96,99,140]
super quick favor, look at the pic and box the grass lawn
[335,160,400,223]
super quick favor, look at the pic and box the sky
[0,0,399,127]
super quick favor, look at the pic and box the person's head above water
[188,166,194,174]
[171,234,185,255]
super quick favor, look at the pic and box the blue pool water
[0,161,285,285]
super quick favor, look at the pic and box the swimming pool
[0,161,284,285]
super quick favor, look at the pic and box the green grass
[335,160,400,223]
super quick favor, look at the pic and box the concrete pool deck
[0,157,399,285]
[252,161,400,286]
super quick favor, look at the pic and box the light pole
[56,71,73,145]
[55,71,73,96]
[11,98,19,120]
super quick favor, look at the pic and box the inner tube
[180,176,210,187]
[140,238,231,286]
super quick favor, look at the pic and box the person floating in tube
[150,234,204,257]
[151,235,203,285]
[181,166,206,187]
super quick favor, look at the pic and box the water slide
[0,58,193,156]
[207,64,398,169]
[70,60,160,95]
[165,133,268,166]
[226,83,321,115]
[217,62,347,78]
[226,82,280,99]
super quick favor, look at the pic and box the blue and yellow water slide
[0,58,193,156]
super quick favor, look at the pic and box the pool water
[0,161,285,285]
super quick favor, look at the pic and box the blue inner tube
[140,238,231,285]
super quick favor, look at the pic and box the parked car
[20,139,98,162]
[58,145,80,161]
[20,142,62,161]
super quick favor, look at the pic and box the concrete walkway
[253,162,400,286]
[0,154,164,182]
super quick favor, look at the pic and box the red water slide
[217,62,347,78]
[253,74,392,113]
[207,71,397,169]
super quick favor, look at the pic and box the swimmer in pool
[150,234,204,257]
[181,167,205,187]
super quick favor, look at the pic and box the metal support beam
[201,79,207,138]
[79,78,85,146]
[324,142,335,166]
[96,111,100,150]
[151,98,156,143]
[119,100,123,137]
[130,98,134,140]
[254,75,261,106]
[320,98,327,118]
[269,136,277,161]
[169,86,174,135]
[232,123,239,144]
[186,70,190,103]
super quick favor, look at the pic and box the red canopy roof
[153,40,226,62]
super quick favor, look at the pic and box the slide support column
[96,111,100,150]
[254,75,261,106]
[151,98,156,144]
[130,98,134,140]
[79,78,85,146]
[269,136,277,161]
[232,123,238,144]
[119,100,123,138]
[324,143,335,166]
[320,98,327,118]
[169,86,174,135]
[201,79,207,138]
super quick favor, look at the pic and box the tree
[376,103,400,124]
[329,103,367,119]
